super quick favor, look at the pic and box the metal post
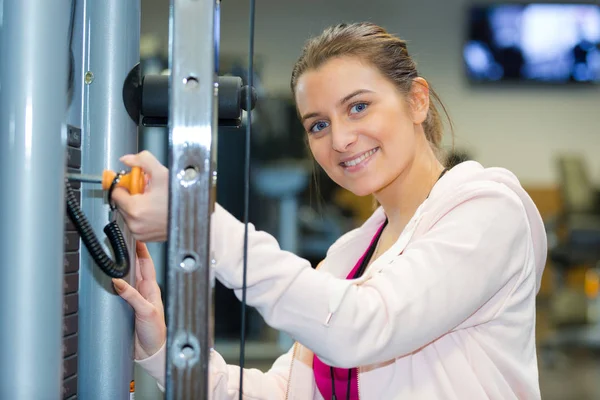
[0,0,70,398]
[139,127,168,279]
[139,59,169,291]
[76,0,140,398]
[136,54,169,400]
[165,0,217,397]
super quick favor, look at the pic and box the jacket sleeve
[211,182,533,368]
[136,342,293,399]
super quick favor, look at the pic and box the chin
[343,182,380,198]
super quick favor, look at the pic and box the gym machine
[0,0,255,398]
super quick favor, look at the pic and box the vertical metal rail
[63,1,84,398]
[0,0,70,398]
[165,0,217,397]
[136,60,169,400]
[77,0,140,398]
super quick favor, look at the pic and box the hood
[429,161,548,291]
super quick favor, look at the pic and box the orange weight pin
[66,166,146,194]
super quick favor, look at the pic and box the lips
[340,147,379,168]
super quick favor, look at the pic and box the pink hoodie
[138,160,547,399]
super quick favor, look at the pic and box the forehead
[294,56,392,113]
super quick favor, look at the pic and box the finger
[137,279,163,311]
[136,241,152,259]
[135,249,143,287]
[113,278,154,317]
[136,242,156,281]
[110,187,139,216]
[119,154,142,168]
[120,151,164,178]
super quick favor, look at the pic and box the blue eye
[310,121,329,133]
[350,102,368,114]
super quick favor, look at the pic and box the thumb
[120,150,165,178]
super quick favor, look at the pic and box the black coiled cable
[65,179,130,278]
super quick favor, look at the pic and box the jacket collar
[325,162,477,275]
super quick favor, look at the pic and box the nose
[330,121,358,153]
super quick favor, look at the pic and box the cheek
[375,119,416,170]
[383,132,413,163]
[380,111,415,148]
[308,140,329,168]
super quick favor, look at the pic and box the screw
[180,255,197,272]
[183,167,198,181]
[183,76,199,88]
[84,71,94,85]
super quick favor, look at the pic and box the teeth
[342,148,378,167]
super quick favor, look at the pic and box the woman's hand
[113,241,166,360]
[111,150,169,242]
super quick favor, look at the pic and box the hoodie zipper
[356,367,361,400]
[284,342,298,400]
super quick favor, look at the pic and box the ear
[408,77,430,124]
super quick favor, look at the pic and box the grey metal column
[77,0,140,399]
[0,0,70,398]
[139,128,168,280]
[165,0,217,397]
[136,58,169,400]
[139,59,169,288]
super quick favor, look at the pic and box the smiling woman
[291,24,454,234]
[112,21,547,400]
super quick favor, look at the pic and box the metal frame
[74,0,140,398]
[0,0,70,398]
[136,60,169,400]
[1,0,220,396]
[165,0,218,398]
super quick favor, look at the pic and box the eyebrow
[338,89,373,106]
[300,89,373,123]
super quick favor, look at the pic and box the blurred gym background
[137,1,600,399]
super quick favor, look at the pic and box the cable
[238,0,256,397]
[67,0,76,96]
[346,369,351,400]
[65,178,131,278]
[68,0,76,50]
[331,367,337,400]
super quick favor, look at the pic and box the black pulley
[122,63,257,127]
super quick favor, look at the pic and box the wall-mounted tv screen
[464,3,600,84]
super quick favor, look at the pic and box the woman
[111,23,547,399]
